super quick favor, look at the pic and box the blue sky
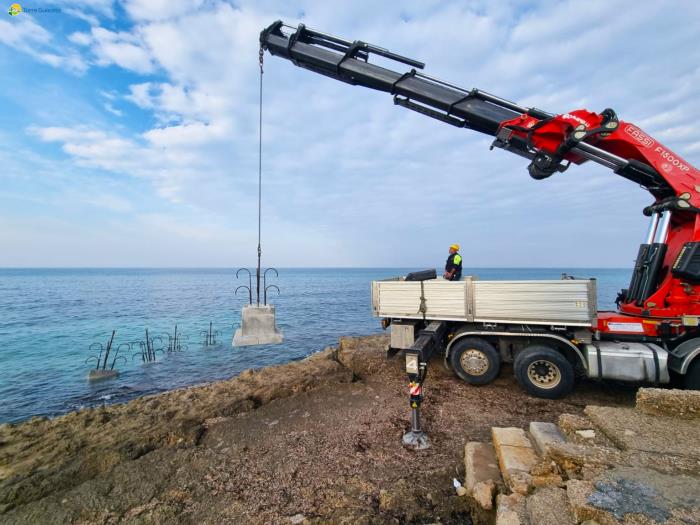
[1,0,700,268]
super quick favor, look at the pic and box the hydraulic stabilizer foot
[402,379,430,450]
[400,321,446,451]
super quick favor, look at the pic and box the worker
[444,244,462,281]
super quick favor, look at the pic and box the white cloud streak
[8,0,700,266]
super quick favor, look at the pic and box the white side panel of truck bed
[372,277,596,326]
[472,280,594,325]
[372,280,468,321]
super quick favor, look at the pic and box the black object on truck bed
[405,269,437,281]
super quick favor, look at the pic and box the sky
[1,0,700,268]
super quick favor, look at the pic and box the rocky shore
[1,335,696,524]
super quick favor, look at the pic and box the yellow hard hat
[450,244,460,251]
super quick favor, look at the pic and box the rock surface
[568,466,700,525]
[492,427,539,495]
[464,441,502,493]
[529,421,564,454]
[526,486,575,525]
[0,334,654,524]
[636,388,700,420]
[495,492,526,525]
[585,405,700,458]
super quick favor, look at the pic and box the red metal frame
[500,110,700,338]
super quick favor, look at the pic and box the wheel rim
[527,360,561,389]
[460,349,490,376]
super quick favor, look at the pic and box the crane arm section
[261,21,700,206]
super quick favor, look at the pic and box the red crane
[259,22,700,418]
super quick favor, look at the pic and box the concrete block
[233,304,284,347]
[492,427,533,448]
[492,427,539,495]
[496,444,539,473]
[87,369,119,381]
[529,422,564,455]
[464,441,502,492]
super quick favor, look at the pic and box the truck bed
[371,276,597,326]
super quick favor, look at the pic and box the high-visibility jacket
[445,253,462,281]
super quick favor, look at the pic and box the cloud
[67,31,92,46]
[103,103,123,117]
[0,16,87,73]
[76,27,155,73]
[54,0,115,18]
[7,0,700,266]
[123,0,206,22]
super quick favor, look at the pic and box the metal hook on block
[201,321,222,346]
[111,355,127,370]
[263,267,280,305]
[88,342,104,370]
[111,343,130,370]
[264,284,280,306]
[86,330,120,381]
[235,285,252,305]
[236,268,253,305]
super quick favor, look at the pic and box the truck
[259,20,700,444]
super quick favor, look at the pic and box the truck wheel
[684,359,700,390]
[514,345,574,399]
[449,337,500,385]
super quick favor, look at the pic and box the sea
[0,268,630,424]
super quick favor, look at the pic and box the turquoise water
[0,268,629,423]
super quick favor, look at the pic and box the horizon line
[0,266,631,270]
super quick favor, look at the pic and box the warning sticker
[607,322,644,333]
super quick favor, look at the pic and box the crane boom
[260,21,692,199]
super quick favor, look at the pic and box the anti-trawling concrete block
[233,304,284,347]
[87,369,119,381]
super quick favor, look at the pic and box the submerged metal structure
[85,330,127,381]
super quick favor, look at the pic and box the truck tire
[684,359,700,390]
[449,337,500,385]
[514,345,574,399]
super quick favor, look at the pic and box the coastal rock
[472,479,495,510]
[526,486,575,525]
[0,348,352,512]
[492,427,538,494]
[585,405,700,458]
[495,492,526,525]
[635,388,700,420]
[464,442,502,493]
[335,335,391,378]
[528,422,564,455]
